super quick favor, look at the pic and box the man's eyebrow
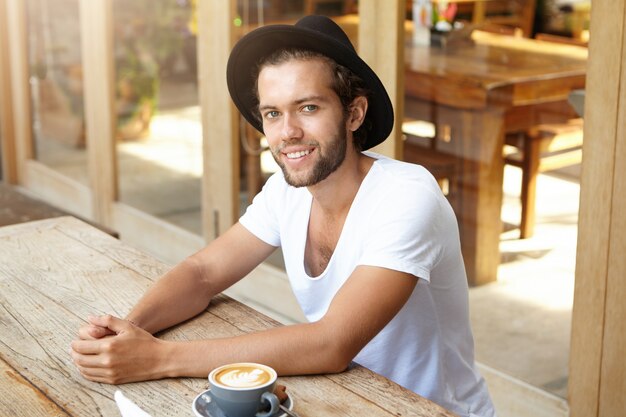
[258,95,330,112]
[294,95,328,104]
[258,104,276,112]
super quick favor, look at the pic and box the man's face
[257,58,349,188]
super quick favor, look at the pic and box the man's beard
[271,122,348,188]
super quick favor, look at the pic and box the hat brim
[227,23,394,150]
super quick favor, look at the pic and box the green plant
[113,0,191,139]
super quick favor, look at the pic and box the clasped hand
[70,315,167,384]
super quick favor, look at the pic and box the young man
[71,16,495,416]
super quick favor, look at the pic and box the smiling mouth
[285,149,312,159]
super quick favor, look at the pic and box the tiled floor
[473,165,578,400]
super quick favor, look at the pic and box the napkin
[114,390,153,417]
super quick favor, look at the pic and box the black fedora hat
[226,15,394,150]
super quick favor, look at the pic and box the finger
[88,314,133,334]
[76,364,132,385]
[75,364,102,378]
[77,325,96,340]
[78,324,115,340]
[71,338,110,355]
[70,348,109,369]
[76,365,111,380]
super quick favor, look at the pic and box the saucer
[192,389,294,417]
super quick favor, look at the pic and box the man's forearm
[123,223,275,335]
[126,256,213,334]
[161,320,351,380]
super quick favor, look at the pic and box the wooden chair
[304,0,356,15]
[455,0,537,37]
[502,33,586,239]
[504,117,584,238]
[485,0,536,37]
[535,32,588,47]
[402,119,457,200]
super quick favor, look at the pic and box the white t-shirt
[239,152,496,417]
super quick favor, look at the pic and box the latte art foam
[215,366,272,388]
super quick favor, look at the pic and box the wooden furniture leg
[519,131,540,238]
[436,105,506,286]
[505,118,584,238]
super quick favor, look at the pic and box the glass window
[27,0,88,184]
[405,0,590,401]
[113,0,202,233]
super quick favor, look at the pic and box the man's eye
[302,105,317,112]
[265,111,279,119]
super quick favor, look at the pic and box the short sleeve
[238,172,283,247]
[358,182,446,282]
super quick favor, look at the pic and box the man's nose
[280,113,303,141]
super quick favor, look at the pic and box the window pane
[113,0,202,233]
[405,0,590,401]
[27,0,88,184]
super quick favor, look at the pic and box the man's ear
[347,96,368,131]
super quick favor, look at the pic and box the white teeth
[286,149,311,159]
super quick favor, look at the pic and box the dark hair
[252,48,372,151]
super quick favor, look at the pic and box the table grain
[0,216,456,416]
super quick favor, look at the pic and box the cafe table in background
[328,15,587,286]
[403,29,587,285]
[0,216,456,416]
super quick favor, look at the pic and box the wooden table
[404,31,587,285]
[0,216,456,416]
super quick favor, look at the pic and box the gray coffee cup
[208,362,280,417]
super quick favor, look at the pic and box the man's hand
[70,315,171,384]
[76,314,117,340]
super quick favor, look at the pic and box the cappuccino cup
[208,363,279,417]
